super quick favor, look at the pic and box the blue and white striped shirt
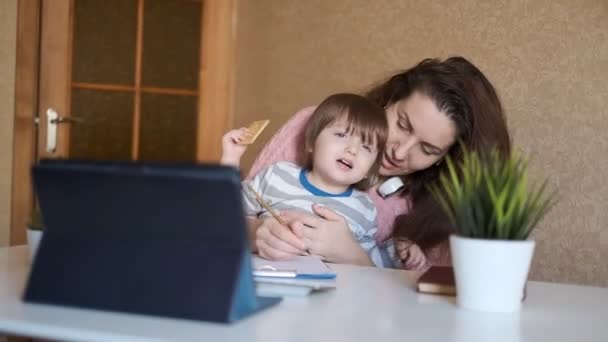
[243,161,396,268]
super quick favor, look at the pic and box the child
[222,93,394,267]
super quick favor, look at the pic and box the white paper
[252,255,336,278]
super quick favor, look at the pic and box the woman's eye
[398,119,410,132]
[362,144,372,152]
[334,132,346,138]
[421,146,435,156]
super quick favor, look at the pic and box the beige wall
[235,0,608,286]
[0,0,17,247]
[0,0,605,285]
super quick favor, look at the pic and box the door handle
[50,116,84,124]
[46,108,84,153]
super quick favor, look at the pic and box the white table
[1,246,607,342]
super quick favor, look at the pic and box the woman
[246,56,511,269]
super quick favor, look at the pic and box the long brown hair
[366,57,511,250]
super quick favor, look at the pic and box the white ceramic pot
[26,228,43,261]
[450,235,535,313]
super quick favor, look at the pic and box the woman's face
[380,92,457,177]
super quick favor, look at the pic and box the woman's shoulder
[246,106,316,180]
[366,189,411,241]
[293,106,316,119]
[273,106,316,136]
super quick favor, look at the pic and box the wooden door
[11,0,236,244]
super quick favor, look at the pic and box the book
[416,266,456,296]
[416,266,528,301]
[252,255,337,279]
[254,276,336,297]
[256,283,313,297]
[252,255,337,297]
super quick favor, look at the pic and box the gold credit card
[239,119,270,145]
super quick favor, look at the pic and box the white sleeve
[367,239,398,268]
[356,205,398,268]
[241,164,276,217]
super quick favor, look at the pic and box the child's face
[310,116,379,191]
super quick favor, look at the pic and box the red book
[416,266,528,300]
[416,266,456,296]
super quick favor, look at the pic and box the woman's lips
[382,153,399,169]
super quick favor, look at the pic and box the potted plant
[26,206,45,260]
[431,148,555,312]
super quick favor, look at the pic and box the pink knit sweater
[246,106,410,243]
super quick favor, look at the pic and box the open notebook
[252,255,337,279]
[252,255,337,297]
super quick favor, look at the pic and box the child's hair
[302,93,388,190]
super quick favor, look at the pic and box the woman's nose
[392,139,416,161]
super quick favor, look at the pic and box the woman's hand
[286,205,373,266]
[252,214,308,260]
[220,128,251,167]
[396,240,428,270]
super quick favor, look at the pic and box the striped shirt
[243,161,396,268]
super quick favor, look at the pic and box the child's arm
[357,204,398,268]
[367,238,398,268]
[220,128,251,167]
[240,167,270,252]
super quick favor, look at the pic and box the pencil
[246,184,288,226]
[246,184,311,255]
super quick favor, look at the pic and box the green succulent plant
[430,147,556,240]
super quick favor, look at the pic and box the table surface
[1,246,607,342]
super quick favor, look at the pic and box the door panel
[37,0,71,160]
[142,0,201,89]
[72,0,137,86]
[38,0,212,162]
[139,93,197,161]
[69,88,134,160]
[11,0,236,245]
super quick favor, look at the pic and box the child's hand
[396,240,428,270]
[220,128,251,167]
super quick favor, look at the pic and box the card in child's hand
[239,120,270,145]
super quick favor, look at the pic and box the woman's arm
[245,216,263,252]
[247,208,373,266]
[246,215,308,259]
[286,205,375,267]
[249,206,374,266]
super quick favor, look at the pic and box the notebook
[25,159,281,323]
[252,255,337,279]
[253,255,337,297]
